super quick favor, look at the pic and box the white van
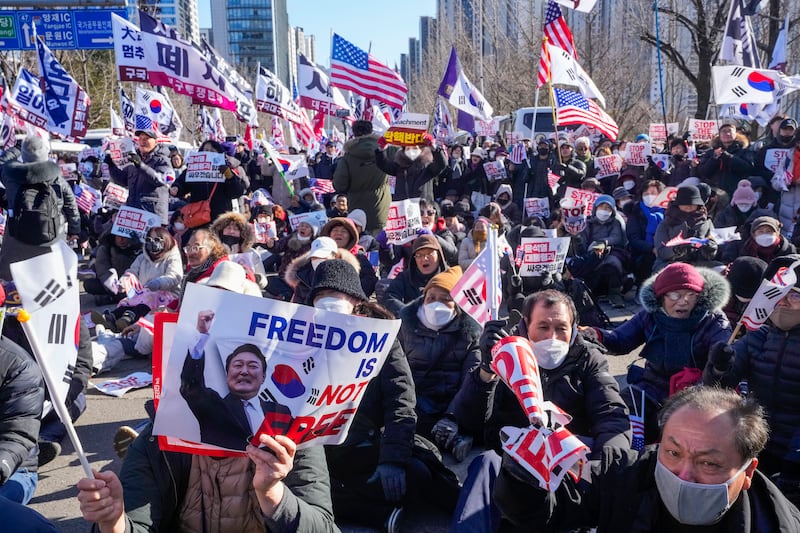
[507,107,560,141]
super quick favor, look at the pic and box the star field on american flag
[332,35,369,70]
[330,33,407,109]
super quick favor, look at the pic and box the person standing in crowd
[494,386,800,530]
[436,144,467,199]
[461,148,490,199]
[315,141,338,180]
[773,132,800,239]
[755,117,796,209]
[327,193,348,218]
[105,130,172,224]
[375,133,445,202]
[697,123,754,197]
[554,141,587,195]
[514,138,556,211]
[334,120,391,233]
[583,262,730,443]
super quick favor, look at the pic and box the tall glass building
[138,0,200,44]
[210,0,289,83]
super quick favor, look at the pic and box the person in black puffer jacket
[0,332,44,505]
[381,234,448,316]
[375,136,446,202]
[705,254,800,502]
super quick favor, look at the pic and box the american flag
[628,388,646,451]
[330,34,407,109]
[553,88,619,141]
[547,171,560,192]
[509,142,527,165]
[271,116,285,149]
[75,185,96,214]
[537,1,577,88]
[450,245,502,327]
[135,114,154,131]
[310,178,335,195]
[120,273,143,295]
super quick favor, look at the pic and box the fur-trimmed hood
[284,247,360,289]
[210,211,255,251]
[710,132,750,151]
[639,266,730,314]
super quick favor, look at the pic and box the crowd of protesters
[1,115,800,531]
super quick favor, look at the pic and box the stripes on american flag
[310,178,335,195]
[537,1,577,88]
[630,414,646,451]
[76,186,96,214]
[509,142,527,165]
[553,88,619,141]
[330,34,407,109]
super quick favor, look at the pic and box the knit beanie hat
[347,209,367,231]
[731,180,757,207]
[309,259,367,303]
[726,257,768,299]
[21,135,51,163]
[322,217,358,249]
[653,263,705,298]
[675,185,704,206]
[424,266,463,295]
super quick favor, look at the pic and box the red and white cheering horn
[491,336,546,426]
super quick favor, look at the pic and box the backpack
[11,181,60,245]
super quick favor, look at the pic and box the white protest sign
[483,160,507,182]
[152,283,401,454]
[59,163,77,177]
[103,182,129,208]
[107,138,135,166]
[688,119,719,143]
[710,226,741,244]
[648,123,679,145]
[560,199,587,235]
[765,149,792,173]
[563,187,599,216]
[653,186,678,209]
[288,210,328,232]
[252,221,277,243]
[524,197,550,219]
[475,117,499,137]
[518,237,570,277]
[93,372,153,397]
[383,113,430,147]
[111,206,162,239]
[594,154,623,178]
[624,143,652,166]
[385,198,422,245]
[185,151,227,182]
[471,191,492,213]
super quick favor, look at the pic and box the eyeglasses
[145,238,163,245]
[183,245,207,254]
[665,291,699,302]
[414,251,437,260]
[783,289,800,304]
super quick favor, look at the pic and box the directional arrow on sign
[91,37,113,44]
[22,23,30,47]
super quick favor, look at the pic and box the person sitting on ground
[495,386,800,530]
[83,231,141,305]
[582,262,731,444]
[319,217,378,298]
[458,217,490,270]
[723,215,796,265]
[381,234,448,317]
[654,185,719,271]
[398,267,491,462]
[720,256,768,333]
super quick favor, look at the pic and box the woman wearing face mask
[493,183,521,226]
[714,179,759,233]
[458,217,490,270]
[262,220,317,300]
[573,195,629,308]
[625,180,666,283]
[735,216,796,263]
[653,185,719,271]
[92,227,183,332]
[210,212,255,256]
[375,133,446,202]
[398,266,491,463]
[312,260,459,532]
[705,255,800,501]
[583,262,731,444]
[435,144,467,199]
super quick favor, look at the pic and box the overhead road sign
[0,9,126,50]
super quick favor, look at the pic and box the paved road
[29,295,640,532]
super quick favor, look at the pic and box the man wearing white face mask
[452,290,630,531]
[722,215,797,265]
[398,266,491,463]
[375,132,446,202]
[494,386,800,530]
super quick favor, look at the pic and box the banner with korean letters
[9,69,49,130]
[385,198,422,245]
[256,67,305,125]
[10,241,80,419]
[111,206,162,239]
[184,151,227,182]
[383,113,430,147]
[152,283,400,455]
[518,237,570,277]
[288,210,328,232]
[524,197,550,219]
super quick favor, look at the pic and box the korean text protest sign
[184,151,226,182]
[517,237,570,277]
[524,197,550,219]
[383,113,430,147]
[152,283,401,455]
[111,206,162,239]
[652,186,677,209]
[483,160,507,181]
[385,199,422,245]
[624,142,652,166]
[94,372,153,397]
[107,137,135,167]
[648,122,679,145]
[102,182,129,208]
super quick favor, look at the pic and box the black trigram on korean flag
[34,280,65,307]
[306,388,320,405]
[731,86,748,97]
[63,363,76,385]
[464,287,483,307]
[48,313,68,344]
[763,286,783,300]
[754,307,769,321]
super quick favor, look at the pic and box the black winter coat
[375,146,446,202]
[495,446,800,532]
[172,158,247,222]
[485,333,630,458]
[398,301,485,430]
[108,144,172,224]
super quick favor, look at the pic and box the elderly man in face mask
[706,254,800,506]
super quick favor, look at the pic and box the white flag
[553,0,597,13]
[256,66,305,125]
[547,44,606,108]
[110,106,125,136]
[437,47,494,121]
[720,0,760,67]
[712,66,783,104]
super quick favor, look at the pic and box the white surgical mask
[530,338,570,369]
[296,234,311,242]
[314,296,353,314]
[406,147,421,160]
[754,233,778,247]
[595,209,613,221]
[173,222,186,231]
[643,194,657,207]
[623,180,636,191]
[754,191,762,200]
[655,458,752,526]
[422,302,455,328]
[736,203,752,212]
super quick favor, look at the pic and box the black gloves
[367,463,406,502]
[127,152,142,167]
[480,319,510,374]
[708,342,734,373]
[103,153,114,167]
[431,416,459,449]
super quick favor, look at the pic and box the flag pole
[653,0,669,133]
[17,309,94,479]
[487,226,500,320]
[546,81,562,167]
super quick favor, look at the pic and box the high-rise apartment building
[209,0,290,84]
[288,26,317,87]
[138,0,200,44]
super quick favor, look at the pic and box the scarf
[643,308,706,370]
[639,201,664,246]
[185,255,221,284]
